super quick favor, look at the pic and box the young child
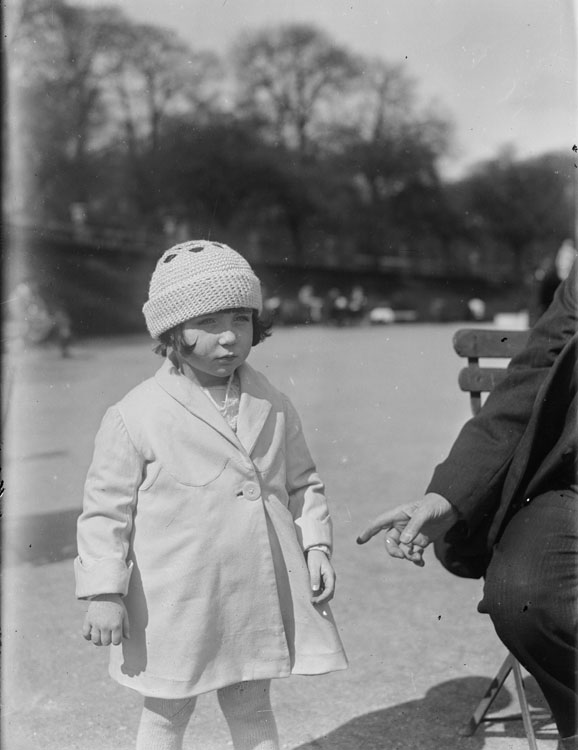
[75,240,348,750]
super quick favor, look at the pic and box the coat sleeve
[282,395,333,552]
[427,260,577,530]
[74,406,143,598]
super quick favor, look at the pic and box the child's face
[180,308,253,385]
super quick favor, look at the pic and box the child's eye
[235,314,251,322]
[196,317,216,326]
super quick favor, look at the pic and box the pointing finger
[356,514,396,545]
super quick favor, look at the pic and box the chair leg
[463,652,540,749]
[462,652,515,736]
[511,658,538,750]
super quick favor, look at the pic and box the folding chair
[453,327,543,749]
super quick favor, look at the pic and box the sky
[56,0,578,177]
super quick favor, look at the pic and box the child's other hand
[82,594,130,646]
[306,549,335,604]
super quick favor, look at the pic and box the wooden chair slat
[458,366,509,394]
[453,329,530,359]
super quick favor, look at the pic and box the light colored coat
[75,358,347,699]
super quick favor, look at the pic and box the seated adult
[357,260,577,749]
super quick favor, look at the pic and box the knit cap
[143,240,262,339]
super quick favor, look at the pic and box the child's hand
[82,594,130,646]
[306,549,335,604]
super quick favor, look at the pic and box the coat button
[242,481,261,500]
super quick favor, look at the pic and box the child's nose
[218,329,236,346]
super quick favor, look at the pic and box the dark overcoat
[430,261,577,578]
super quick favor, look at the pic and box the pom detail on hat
[143,240,262,339]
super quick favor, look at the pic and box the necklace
[202,371,236,413]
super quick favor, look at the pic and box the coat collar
[154,358,272,456]
[237,363,274,456]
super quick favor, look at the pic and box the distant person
[533,239,576,323]
[9,279,71,357]
[261,283,283,323]
[467,297,486,321]
[263,293,282,321]
[358,261,577,748]
[297,283,323,323]
[348,285,368,324]
[322,288,339,324]
[323,288,348,326]
[75,240,347,750]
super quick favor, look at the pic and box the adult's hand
[356,493,458,566]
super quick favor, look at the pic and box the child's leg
[217,680,279,750]
[136,696,196,750]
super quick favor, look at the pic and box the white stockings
[135,680,279,750]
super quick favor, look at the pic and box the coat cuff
[306,544,332,560]
[297,517,332,552]
[74,556,133,599]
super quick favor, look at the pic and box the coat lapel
[236,363,273,456]
[154,358,240,449]
[489,333,578,541]
[504,333,577,501]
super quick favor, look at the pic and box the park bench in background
[453,327,553,750]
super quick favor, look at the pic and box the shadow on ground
[292,676,556,750]
[2,508,79,565]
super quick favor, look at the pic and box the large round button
[242,481,261,500]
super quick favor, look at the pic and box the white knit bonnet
[143,240,263,339]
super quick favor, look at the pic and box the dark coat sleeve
[428,261,577,577]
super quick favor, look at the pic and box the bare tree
[346,58,415,143]
[8,1,128,215]
[334,58,451,197]
[7,2,222,225]
[107,23,222,157]
[232,24,360,158]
